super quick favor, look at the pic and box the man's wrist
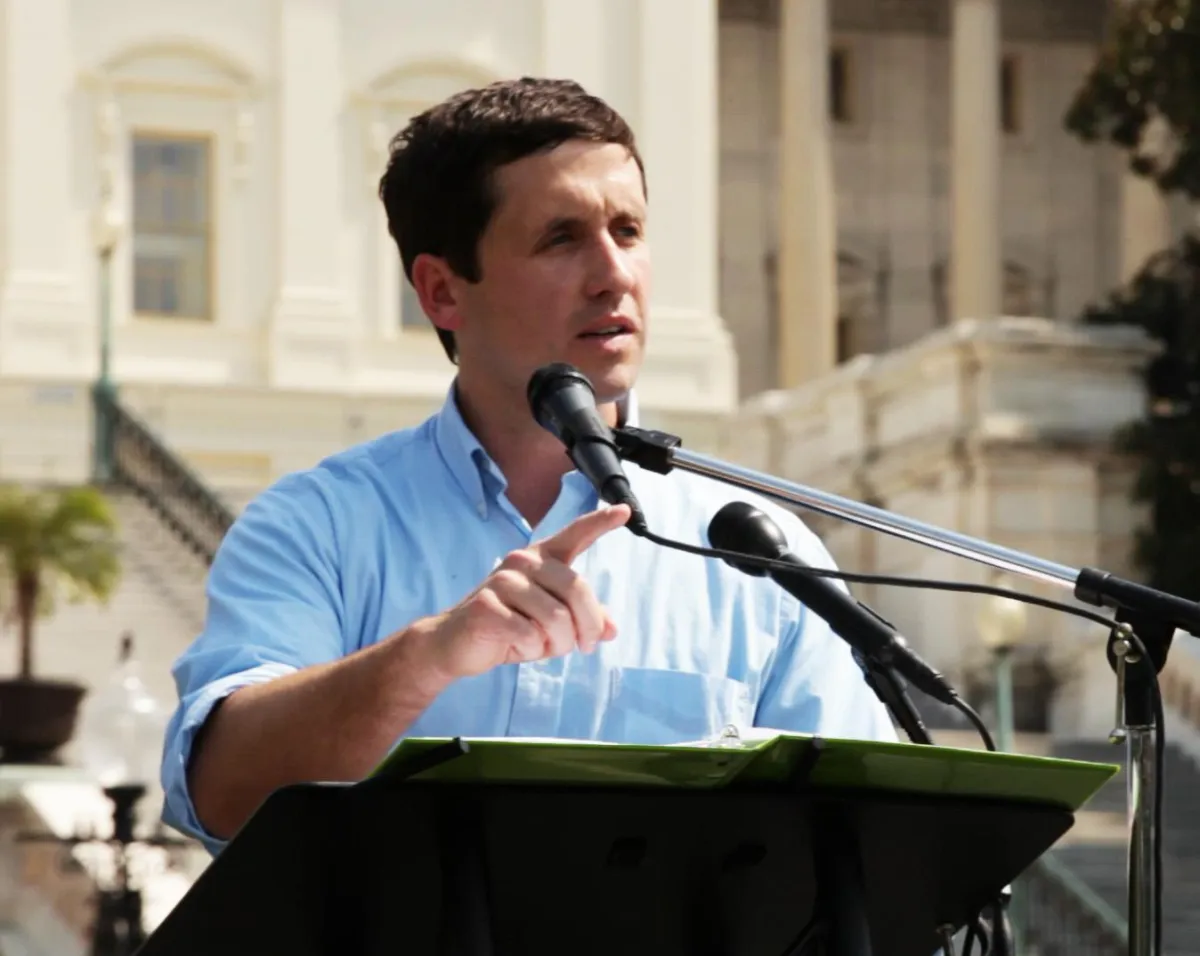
[386,614,457,705]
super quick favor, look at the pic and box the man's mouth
[578,325,630,339]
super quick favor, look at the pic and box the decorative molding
[232,100,255,182]
[352,56,502,194]
[82,38,262,182]
[81,37,260,99]
[720,0,1106,42]
[355,56,500,110]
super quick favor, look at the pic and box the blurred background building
[0,0,1195,953]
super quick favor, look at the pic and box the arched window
[86,40,259,327]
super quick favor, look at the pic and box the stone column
[950,0,1002,323]
[634,0,736,413]
[268,0,354,388]
[0,0,86,378]
[1120,117,1173,283]
[542,0,606,93]
[778,0,837,389]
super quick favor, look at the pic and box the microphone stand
[614,425,1188,956]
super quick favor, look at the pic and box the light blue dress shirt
[161,385,897,855]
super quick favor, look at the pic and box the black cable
[952,697,997,753]
[634,526,1125,633]
[959,907,996,956]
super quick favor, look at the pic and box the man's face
[446,140,650,406]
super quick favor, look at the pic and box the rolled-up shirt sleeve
[160,474,347,856]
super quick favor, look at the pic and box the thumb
[537,503,632,565]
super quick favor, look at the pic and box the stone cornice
[720,0,1107,44]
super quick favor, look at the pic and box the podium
[137,733,1119,956]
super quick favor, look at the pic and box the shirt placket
[502,473,597,738]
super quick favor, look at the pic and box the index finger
[536,504,633,565]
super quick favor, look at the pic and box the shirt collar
[433,381,639,520]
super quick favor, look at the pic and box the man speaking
[159,77,896,856]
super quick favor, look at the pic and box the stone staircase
[1047,739,1200,956]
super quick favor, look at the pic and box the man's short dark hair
[377,76,645,363]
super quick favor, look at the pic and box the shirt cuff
[160,662,298,857]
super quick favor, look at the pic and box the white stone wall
[718,317,1156,740]
[0,0,736,479]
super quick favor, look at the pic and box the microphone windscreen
[527,363,593,427]
[707,501,789,577]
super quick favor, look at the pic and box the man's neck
[453,375,619,527]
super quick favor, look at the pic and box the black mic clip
[612,426,680,476]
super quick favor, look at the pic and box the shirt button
[477,502,487,517]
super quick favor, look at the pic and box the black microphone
[527,363,649,535]
[707,501,961,707]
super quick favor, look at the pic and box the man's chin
[550,342,642,403]
[585,364,640,406]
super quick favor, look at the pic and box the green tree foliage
[0,485,121,678]
[1081,242,1200,599]
[1066,0,1200,197]
[1064,2,1200,599]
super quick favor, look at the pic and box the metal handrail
[1019,850,1128,955]
[1033,852,1129,939]
[93,387,235,563]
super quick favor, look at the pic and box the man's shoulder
[234,418,439,525]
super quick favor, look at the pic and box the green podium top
[372,731,1120,813]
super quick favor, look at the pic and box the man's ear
[410,253,464,334]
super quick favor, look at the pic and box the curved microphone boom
[707,501,961,708]
[527,363,649,535]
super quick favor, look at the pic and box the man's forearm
[187,616,450,842]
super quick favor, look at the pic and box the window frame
[1000,53,1023,137]
[129,127,218,323]
[829,44,855,126]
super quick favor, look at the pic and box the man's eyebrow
[539,215,581,235]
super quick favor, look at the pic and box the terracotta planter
[0,678,87,763]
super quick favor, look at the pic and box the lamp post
[977,584,1029,954]
[977,584,1029,754]
[16,635,186,955]
[91,113,124,485]
[73,632,178,956]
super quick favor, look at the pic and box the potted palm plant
[0,484,121,762]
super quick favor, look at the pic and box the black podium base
[139,774,1073,956]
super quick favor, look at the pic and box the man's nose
[585,233,637,300]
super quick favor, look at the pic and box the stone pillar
[542,0,606,93]
[634,0,735,413]
[0,0,86,378]
[268,0,354,388]
[950,0,1002,323]
[777,0,837,389]
[1120,117,1173,283]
